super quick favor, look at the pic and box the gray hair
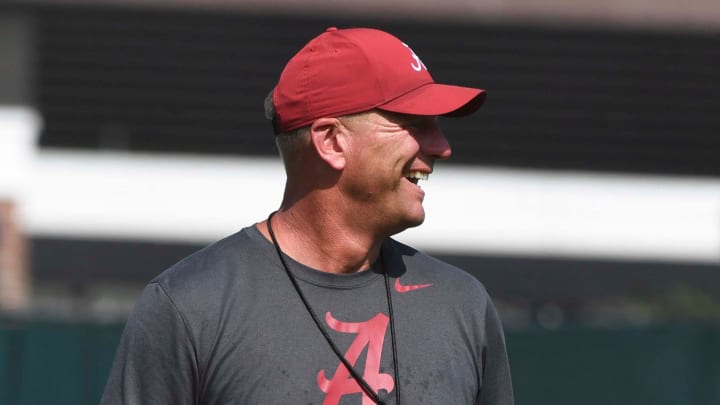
[275,127,310,164]
[264,88,276,122]
[265,88,310,163]
[265,88,376,165]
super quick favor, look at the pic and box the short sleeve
[100,282,199,405]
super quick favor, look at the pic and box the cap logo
[402,42,426,72]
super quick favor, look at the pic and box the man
[102,27,513,405]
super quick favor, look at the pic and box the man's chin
[409,207,427,226]
[388,212,426,236]
[406,214,425,229]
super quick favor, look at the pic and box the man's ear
[309,117,347,170]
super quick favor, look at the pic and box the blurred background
[1,0,719,403]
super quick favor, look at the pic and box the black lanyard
[266,211,401,405]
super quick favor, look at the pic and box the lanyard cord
[266,211,401,405]
[384,255,402,404]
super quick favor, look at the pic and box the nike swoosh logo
[394,278,433,293]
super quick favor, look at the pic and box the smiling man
[102,27,514,405]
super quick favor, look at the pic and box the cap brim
[377,83,486,117]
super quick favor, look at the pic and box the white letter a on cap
[401,42,426,72]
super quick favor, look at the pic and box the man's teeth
[405,171,429,182]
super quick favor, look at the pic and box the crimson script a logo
[317,312,394,405]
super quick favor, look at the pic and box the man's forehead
[375,110,439,124]
[335,109,437,129]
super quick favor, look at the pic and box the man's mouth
[405,171,429,186]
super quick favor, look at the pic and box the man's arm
[478,298,515,405]
[101,282,199,405]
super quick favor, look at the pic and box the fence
[0,319,718,404]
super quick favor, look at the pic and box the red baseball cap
[271,27,486,133]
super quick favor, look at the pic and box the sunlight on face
[335,110,450,236]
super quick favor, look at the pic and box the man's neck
[257,203,384,274]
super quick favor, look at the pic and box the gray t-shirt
[101,226,514,405]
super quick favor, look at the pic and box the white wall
[2,105,718,264]
[17,148,720,264]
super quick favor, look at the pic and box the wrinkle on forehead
[375,110,439,129]
[338,110,439,140]
[339,110,403,128]
[347,114,403,138]
[336,110,375,129]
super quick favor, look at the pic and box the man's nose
[421,125,452,160]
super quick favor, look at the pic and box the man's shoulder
[386,238,489,297]
[150,225,269,298]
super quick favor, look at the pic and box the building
[1,0,719,325]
